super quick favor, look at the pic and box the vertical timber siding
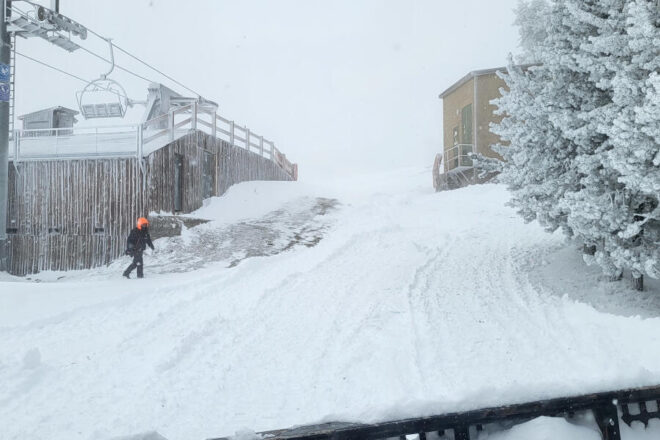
[6,158,143,275]
[146,131,292,213]
[6,130,293,275]
[217,135,292,196]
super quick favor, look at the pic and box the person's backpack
[125,234,136,256]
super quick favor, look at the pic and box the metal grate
[210,385,660,440]
[621,400,660,427]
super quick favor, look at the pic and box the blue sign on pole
[0,63,9,83]
[0,84,9,102]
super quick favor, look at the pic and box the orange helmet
[137,217,149,230]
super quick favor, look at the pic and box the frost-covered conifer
[514,0,551,63]
[494,0,660,285]
[492,0,602,236]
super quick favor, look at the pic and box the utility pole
[0,0,10,272]
[0,0,84,271]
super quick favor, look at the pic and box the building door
[461,104,473,167]
[174,154,184,212]
[452,126,459,169]
[202,151,214,200]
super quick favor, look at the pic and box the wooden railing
[9,102,296,178]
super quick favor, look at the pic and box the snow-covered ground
[1,167,660,440]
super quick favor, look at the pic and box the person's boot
[123,270,131,279]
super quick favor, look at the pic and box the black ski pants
[124,251,144,278]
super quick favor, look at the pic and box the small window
[48,227,61,234]
[94,227,105,234]
[6,227,17,234]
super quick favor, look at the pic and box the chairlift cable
[13,1,203,98]
[82,21,203,97]
[106,41,202,97]
[16,50,93,84]
[12,0,205,112]
[15,51,131,100]
[76,45,157,85]
[9,3,158,87]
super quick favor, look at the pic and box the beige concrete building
[438,67,508,175]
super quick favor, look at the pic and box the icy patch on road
[18,196,338,282]
[150,196,338,273]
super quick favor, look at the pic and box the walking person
[123,217,155,279]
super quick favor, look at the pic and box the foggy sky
[15,0,521,179]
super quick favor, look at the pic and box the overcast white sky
[15,0,521,179]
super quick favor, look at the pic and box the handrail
[143,112,169,127]
[19,124,137,133]
[173,118,192,130]
[444,143,474,172]
[12,101,296,178]
[172,103,194,116]
[142,128,169,145]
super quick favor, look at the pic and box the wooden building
[19,106,79,136]
[6,112,297,275]
[433,66,509,191]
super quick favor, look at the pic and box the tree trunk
[632,273,644,291]
[609,270,623,282]
[583,244,596,256]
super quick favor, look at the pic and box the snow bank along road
[1,168,660,440]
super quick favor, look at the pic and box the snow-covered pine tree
[494,0,659,289]
[567,0,660,288]
[557,0,631,281]
[606,0,660,286]
[513,0,551,63]
[492,0,603,237]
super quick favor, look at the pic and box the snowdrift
[1,167,659,440]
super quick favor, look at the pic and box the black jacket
[126,227,154,254]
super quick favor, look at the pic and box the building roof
[438,66,507,99]
[19,106,80,120]
[438,64,537,99]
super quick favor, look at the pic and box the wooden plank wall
[216,136,293,196]
[6,158,143,275]
[146,131,293,213]
[6,130,294,275]
[145,131,213,213]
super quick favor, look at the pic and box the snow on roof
[18,106,80,120]
[438,64,536,99]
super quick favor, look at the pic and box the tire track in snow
[403,240,453,394]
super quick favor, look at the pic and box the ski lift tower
[0,0,88,271]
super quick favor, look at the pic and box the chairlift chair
[75,38,131,119]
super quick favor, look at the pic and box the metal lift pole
[0,0,10,272]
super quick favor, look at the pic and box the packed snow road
[1,168,660,440]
